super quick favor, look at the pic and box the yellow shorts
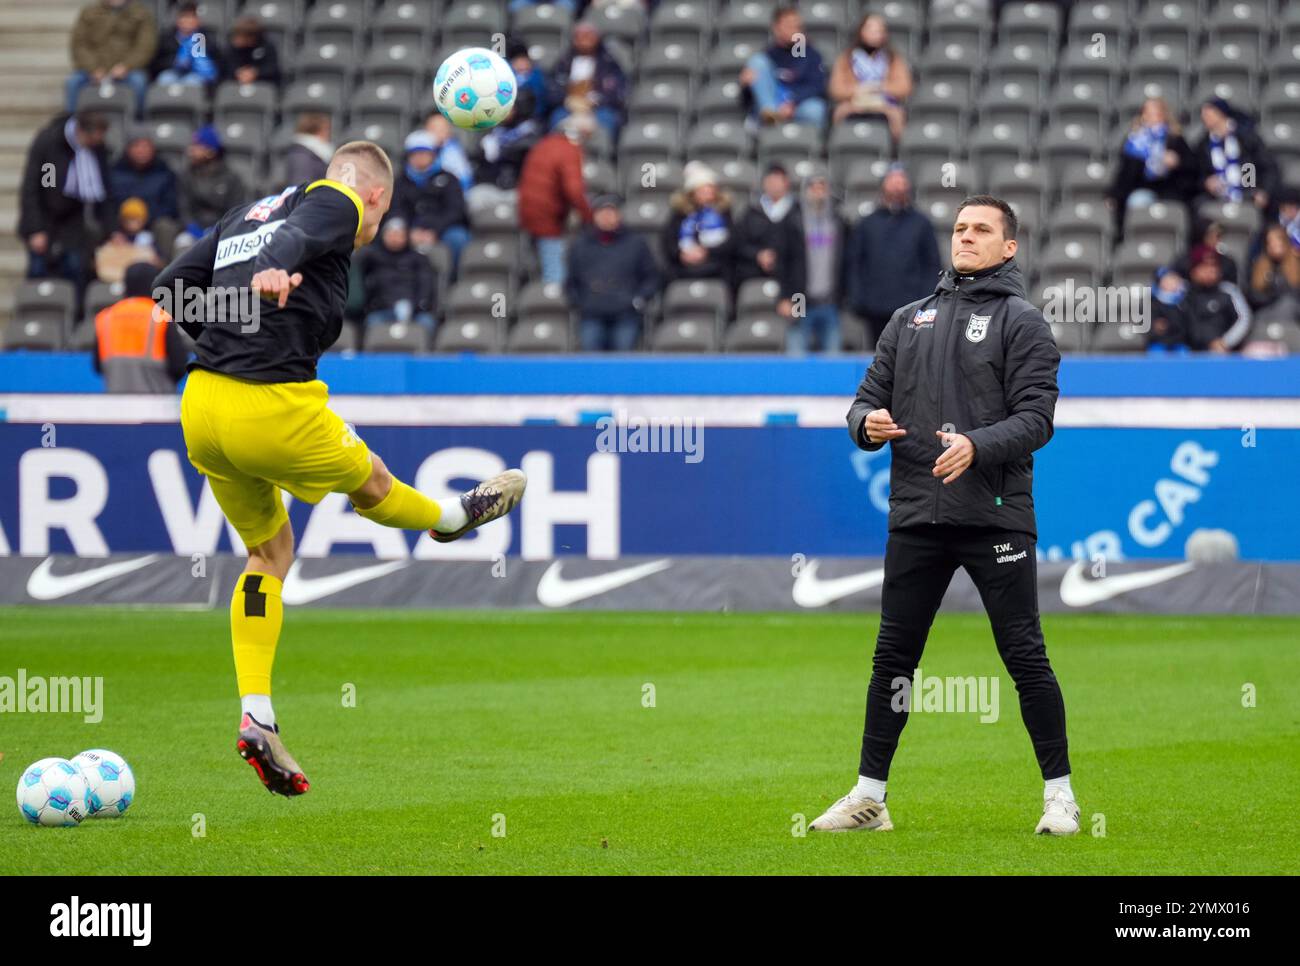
[180,368,373,548]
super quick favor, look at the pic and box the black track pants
[858,524,1071,781]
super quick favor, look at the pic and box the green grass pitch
[1,607,1296,875]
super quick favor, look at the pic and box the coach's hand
[933,431,975,483]
[252,269,303,308]
[864,408,906,444]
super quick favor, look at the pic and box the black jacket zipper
[932,282,964,524]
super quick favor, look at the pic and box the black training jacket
[152,179,361,383]
[847,258,1060,537]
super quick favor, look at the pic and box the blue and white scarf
[1208,125,1243,201]
[62,117,105,203]
[679,206,728,250]
[1124,123,1168,180]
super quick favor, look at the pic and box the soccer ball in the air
[16,758,89,827]
[74,749,135,818]
[433,47,517,130]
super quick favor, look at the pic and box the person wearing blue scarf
[1106,97,1194,239]
[662,161,735,285]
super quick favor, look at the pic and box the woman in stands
[661,161,736,287]
[1105,96,1195,239]
[1247,224,1300,329]
[827,14,912,144]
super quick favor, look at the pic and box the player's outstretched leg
[429,469,527,543]
[230,520,310,797]
[348,455,526,543]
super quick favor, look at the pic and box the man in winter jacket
[356,218,438,330]
[177,125,246,246]
[391,130,471,272]
[66,0,156,114]
[565,195,661,351]
[732,162,807,317]
[845,165,942,344]
[810,195,1079,838]
[110,131,179,223]
[19,111,112,289]
[546,21,628,141]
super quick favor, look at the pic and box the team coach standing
[810,195,1079,836]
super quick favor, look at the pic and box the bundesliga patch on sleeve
[911,308,936,329]
[245,186,297,223]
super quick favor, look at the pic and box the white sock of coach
[1044,774,1074,801]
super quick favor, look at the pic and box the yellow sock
[231,572,283,697]
[353,477,442,530]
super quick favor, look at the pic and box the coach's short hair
[328,140,394,190]
[955,194,1018,240]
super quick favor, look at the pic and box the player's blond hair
[327,141,394,193]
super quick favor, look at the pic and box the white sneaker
[1035,789,1081,835]
[809,793,893,832]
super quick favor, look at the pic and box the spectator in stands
[1173,246,1252,353]
[283,112,333,187]
[1147,266,1189,353]
[844,165,941,344]
[177,125,246,248]
[790,166,846,353]
[1247,225,1300,327]
[1179,218,1241,287]
[225,14,281,87]
[109,131,179,225]
[566,194,661,352]
[19,110,111,291]
[420,112,476,194]
[392,130,472,273]
[356,218,438,332]
[468,84,543,211]
[1105,97,1195,239]
[66,0,156,115]
[547,21,628,142]
[828,13,912,143]
[518,113,595,285]
[662,160,735,285]
[93,261,188,393]
[1195,98,1278,211]
[507,38,548,120]
[740,6,828,128]
[94,197,160,284]
[1250,185,1300,262]
[733,162,807,321]
[151,2,223,89]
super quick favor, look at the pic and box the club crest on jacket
[966,313,991,342]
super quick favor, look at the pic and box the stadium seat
[620,119,684,179]
[469,202,521,249]
[1123,201,1188,249]
[458,239,520,296]
[68,321,98,352]
[516,280,569,322]
[621,196,672,238]
[899,118,961,168]
[1136,1,1199,61]
[214,82,277,138]
[686,119,753,167]
[929,2,992,54]
[839,310,872,353]
[1049,200,1112,251]
[827,119,892,187]
[512,3,573,50]
[292,42,356,88]
[694,77,745,125]
[584,3,646,50]
[985,42,1052,96]
[362,321,429,353]
[914,40,983,104]
[757,122,821,171]
[649,1,712,57]
[651,314,721,352]
[373,0,437,46]
[446,279,505,320]
[718,2,775,52]
[629,79,691,133]
[639,40,699,92]
[351,80,414,130]
[1056,46,1123,102]
[74,81,136,123]
[3,319,65,352]
[735,277,781,317]
[707,37,764,82]
[907,77,970,133]
[1039,238,1104,286]
[968,124,1028,188]
[1040,125,1103,183]
[304,0,366,55]
[582,158,617,196]
[144,82,206,126]
[143,120,194,170]
[281,80,346,132]
[1000,2,1062,49]
[724,313,788,352]
[15,279,76,334]
[623,159,684,200]
[441,2,506,50]
[507,318,571,352]
[1111,238,1176,287]
[435,316,507,353]
[1047,81,1111,144]
[664,278,729,333]
[1089,317,1148,353]
[1066,0,1130,56]
[362,43,428,100]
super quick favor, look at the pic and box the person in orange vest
[94,261,189,392]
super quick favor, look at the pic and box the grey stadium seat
[4,320,64,352]
[725,314,788,352]
[214,81,276,137]
[651,314,720,352]
[507,318,571,352]
[362,321,429,353]
[435,316,507,353]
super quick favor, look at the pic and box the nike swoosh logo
[26,555,161,601]
[792,561,886,608]
[535,559,672,608]
[281,559,408,605]
[1058,560,1196,607]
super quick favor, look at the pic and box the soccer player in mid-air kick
[809,195,1079,835]
[152,141,526,796]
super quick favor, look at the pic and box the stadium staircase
[0,0,83,327]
